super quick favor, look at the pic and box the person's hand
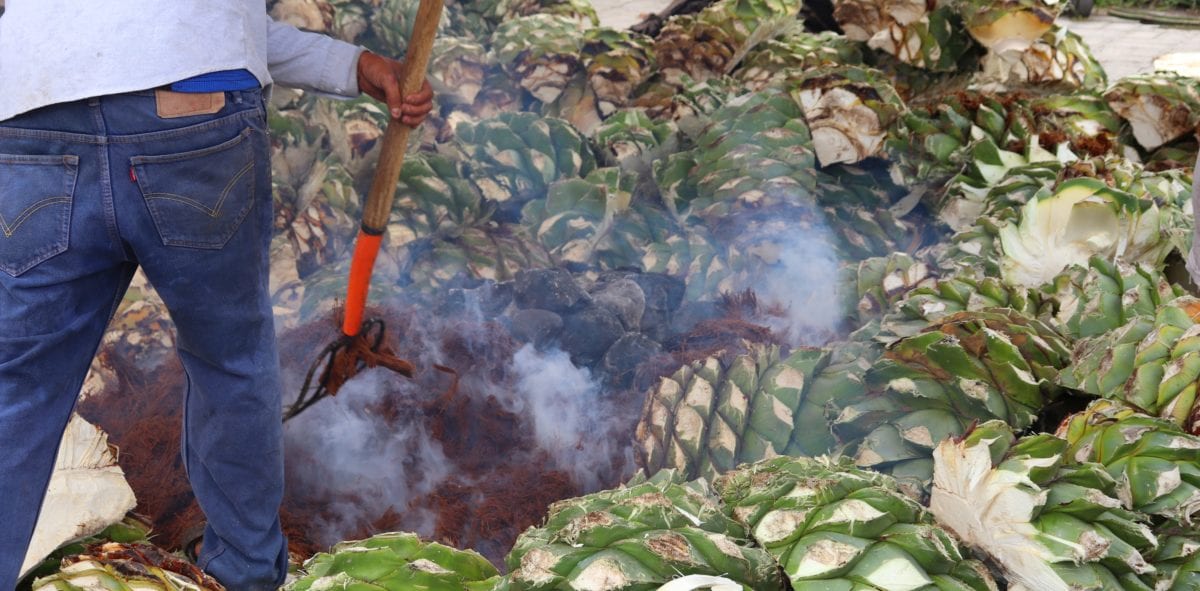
[356,51,435,127]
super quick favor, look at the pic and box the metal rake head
[283,318,389,422]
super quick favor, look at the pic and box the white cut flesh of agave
[930,436,1067,591]
[888,0,929,27]
[1154,53,1200,78]
[968,12,1054,53]
[755,509,810,545]
[435,60,485,106]
[573,555,632,591]
[517,547,561,586]
[868,19,942,66]
[837,0,927,40]
[855,543,935,591]
[1114,93,1185,151]
[269,0,331,33]
[21,414,138,580]
[976,42,1078,91]
[790,536,867,579]
[31,560,191,591]
[32,561,110,591]
[306,572,357,591]
[799,87,886,167]
[999,188,1121,288]
[657,574,742,591]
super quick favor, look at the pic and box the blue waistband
[170,69,260,93]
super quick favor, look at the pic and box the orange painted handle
[342,230,384,336]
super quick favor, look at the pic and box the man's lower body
[0,88,288,590]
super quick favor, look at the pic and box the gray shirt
[0,1,364,121]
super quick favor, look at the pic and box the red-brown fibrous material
[79,306,614,567]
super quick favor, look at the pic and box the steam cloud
[276,213,840,548]
[758,224,845,347]
[284,370,453,546]
[510,343,631,491]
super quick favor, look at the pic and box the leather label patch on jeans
[155,89,226,119]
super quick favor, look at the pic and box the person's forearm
[265,16,363,97]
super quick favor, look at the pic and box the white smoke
[758,225,845,347]
[283,369,453,546]
[510,344,629,491]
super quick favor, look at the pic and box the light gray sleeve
[266,16,364,98]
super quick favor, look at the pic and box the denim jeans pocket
[131,126,257,249]
[0,154,79,277]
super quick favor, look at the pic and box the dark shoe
[181,522,206,563]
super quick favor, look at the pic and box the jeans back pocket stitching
[141,159,254,218]
[0,196,72,237]
[0,159,77,276]
[0,154,78,165]
[129,127,252,165]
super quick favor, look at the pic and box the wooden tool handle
[361,0,444,232]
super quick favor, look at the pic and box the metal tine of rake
[283,318,388,422]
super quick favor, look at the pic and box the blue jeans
[0,89,287,590]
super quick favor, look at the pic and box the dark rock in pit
[435,281,514,319]
[629,272,685,312]
[514,268,589,313]
[631,351,684,395]
[509,308,564,347]
[591,278,646,332]
[602,333,663,389]
[669,300,721,340]
[628,273,685,341]
[640,308,674,344]
[561,306,624,367]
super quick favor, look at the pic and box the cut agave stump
[959,0,1060,54]
[429,36,490,107]
[1057,399,1200,525]
[833,0,973,71]
[20,516,155,588]
[1061,296,1200,432]
[851,252,937,324]
[523,167,676,270]
[793,66,906,167]
[31,543,224,591]
[997,178,1178,289]
[503,470,784,590]
[734,29,864,90]
[653,86,818,221]
[453,112,598,211]
[635,343,861,483]
[21,415,137,581]
[834,309,1072,495]
[1038,257,1182,341]
[1145,530,1200,591]
[714,456,999,590]
[975,27,1107,92]
[491,14,586,105]
[931,421,1159,591]
[873,266,1033,342]
[654,0,803,84]
[1105,73,1200,152]
[581,27,656,118]
[283,532,500,590]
